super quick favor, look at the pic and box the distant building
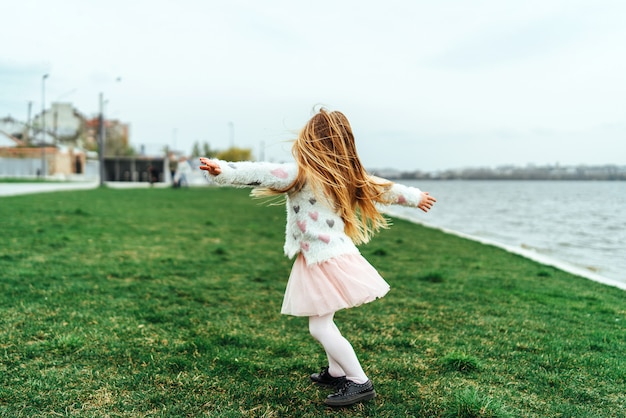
[84,117,131,156]
[0,116,28,142]
[1,107,88,177]
[103,156,167,183]
[0,144,87,178]
[31,102,86,146]
[2,101,133,179]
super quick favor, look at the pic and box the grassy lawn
[0,187,624,417]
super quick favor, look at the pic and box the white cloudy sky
[1,0,625,171]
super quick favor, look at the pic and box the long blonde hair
[256,108,394,244]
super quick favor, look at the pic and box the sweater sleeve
[384,182,424,207]
[203,159,297,189]
[370,175,424,207]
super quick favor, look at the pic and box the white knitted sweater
[204,160,425,265]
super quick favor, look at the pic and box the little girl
[199,108,436,407]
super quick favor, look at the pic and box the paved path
[0,181,100,197]
[0,179,207,197]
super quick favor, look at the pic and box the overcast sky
[1,0,625,171]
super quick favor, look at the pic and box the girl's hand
[418,192,437,213]
[199,157,222,175]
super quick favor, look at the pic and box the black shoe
[324,379,376,407]
[310,366,346,388]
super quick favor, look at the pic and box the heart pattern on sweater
[270,167,289,179]
[293,205,300,213]
[309,198,317,205]
[326,219,335,228]
[397,194,407,204]
[297,220,307,233]
[318,234,330,244]
[300,242,310,251]
[308,211,318,221]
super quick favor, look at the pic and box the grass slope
[0,187,624,417]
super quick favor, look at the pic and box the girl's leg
[308,313,368,384]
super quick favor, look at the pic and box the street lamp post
[41,74,49,177]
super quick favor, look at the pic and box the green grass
[0,187,624,417]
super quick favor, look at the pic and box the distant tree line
[189,141,253,161]
[376,164,626,181]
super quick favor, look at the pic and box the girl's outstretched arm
[198,157,297,189]
[371,175,437,213]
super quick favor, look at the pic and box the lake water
[384,180,626,290]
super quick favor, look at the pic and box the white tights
[308,313,368,384]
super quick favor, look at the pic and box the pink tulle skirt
[281,253,390,317]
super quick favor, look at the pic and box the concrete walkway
[0,181,184,197]
[0,181,100,197]
[0,173,211,197]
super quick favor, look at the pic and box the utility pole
[54,110,58,145]
[26,101,32,144]
[41,74,49,177]
[98,92,105,187]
